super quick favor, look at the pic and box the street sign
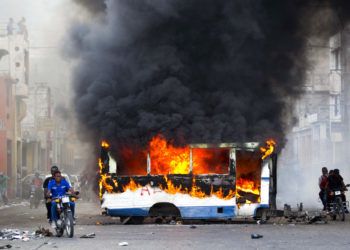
[37,118,55,131]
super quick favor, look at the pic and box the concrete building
[279,24,350,205]
[0,26,29,197]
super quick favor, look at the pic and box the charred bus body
[99,138,277,223]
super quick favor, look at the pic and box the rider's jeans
[51,201,75,221]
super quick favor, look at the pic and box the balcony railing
[304,72,341,94]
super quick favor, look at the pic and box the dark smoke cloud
[74,0,107,14]
[66,0,349,151]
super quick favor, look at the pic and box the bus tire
[149,203,181,218]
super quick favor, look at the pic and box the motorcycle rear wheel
[336,197,345,221]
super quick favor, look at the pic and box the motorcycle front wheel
[65,210,74,238]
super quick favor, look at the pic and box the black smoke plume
[67,0,349,151]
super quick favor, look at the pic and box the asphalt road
[1,200,350,250]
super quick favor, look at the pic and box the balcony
[304,72,341,94]
[15,83,28,98]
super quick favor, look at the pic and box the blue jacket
[48,179,71,198]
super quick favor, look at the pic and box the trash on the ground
[251,234,263,239]
[80,233,96,238]
[283,203,328,224]
[118,242,129,246]
[0,228,50,241]
[190,225,197,229]
[35,227,53,237]
[257,220,266,225]
[0,245,12,249]
[95,221,101,225]
[169,220,176,225]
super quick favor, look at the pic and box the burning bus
[99,135,277,224]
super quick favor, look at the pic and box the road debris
[35,227,53,237]
[0,227,52,241]
[0,245,12,249]
[251,234,263,239]
[283,203,328,224]
[190,225,197,229]
[118,242,129,246]
[80,233,96,238]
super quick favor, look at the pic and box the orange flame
[98,135,263,203]
[118,175,236,200]
[189,178,207,198]
[101,140,110,148]
[163,176,182,194]
[236,178,260,195]
[260,139,276,160]
[98,158,114,198]
[149,135,190,174]
[122,178,142,192]
[149,135,229,175]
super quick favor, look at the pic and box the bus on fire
[98,135,277,224]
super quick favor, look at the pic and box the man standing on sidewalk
[318,167,328,211]
[0,172,9,205]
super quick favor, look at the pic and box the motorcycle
[52,193,78,238]
[29,185,42,209]
[328,184,350,221]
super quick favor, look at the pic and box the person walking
[0,172,9,205]
[318,167,328,211]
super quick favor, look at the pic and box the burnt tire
[130,216,145,224]
[120,216,145,225]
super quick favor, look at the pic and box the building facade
[0,31,29,197]
[279,25,350,204]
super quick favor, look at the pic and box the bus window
[117,147,147,176]
[192,148,230,175]
[235,150,261,204]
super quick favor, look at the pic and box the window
[331,48,341,70]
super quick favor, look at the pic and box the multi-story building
[0,25,29,197]
[279,25,350,205]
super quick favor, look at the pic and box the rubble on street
[0,227,52,241]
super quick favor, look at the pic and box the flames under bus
[99,138,277,223]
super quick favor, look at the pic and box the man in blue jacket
[47,170,75,228]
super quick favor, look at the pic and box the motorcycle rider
[43,166,59,222]
[327,168,349,213]
[31,172,43,205]
[47,170,75,228]
[318,167,328,211]
[32,172,43,188]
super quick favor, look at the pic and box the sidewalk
[0,198,29,210]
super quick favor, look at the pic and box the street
[1,200,350,250]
